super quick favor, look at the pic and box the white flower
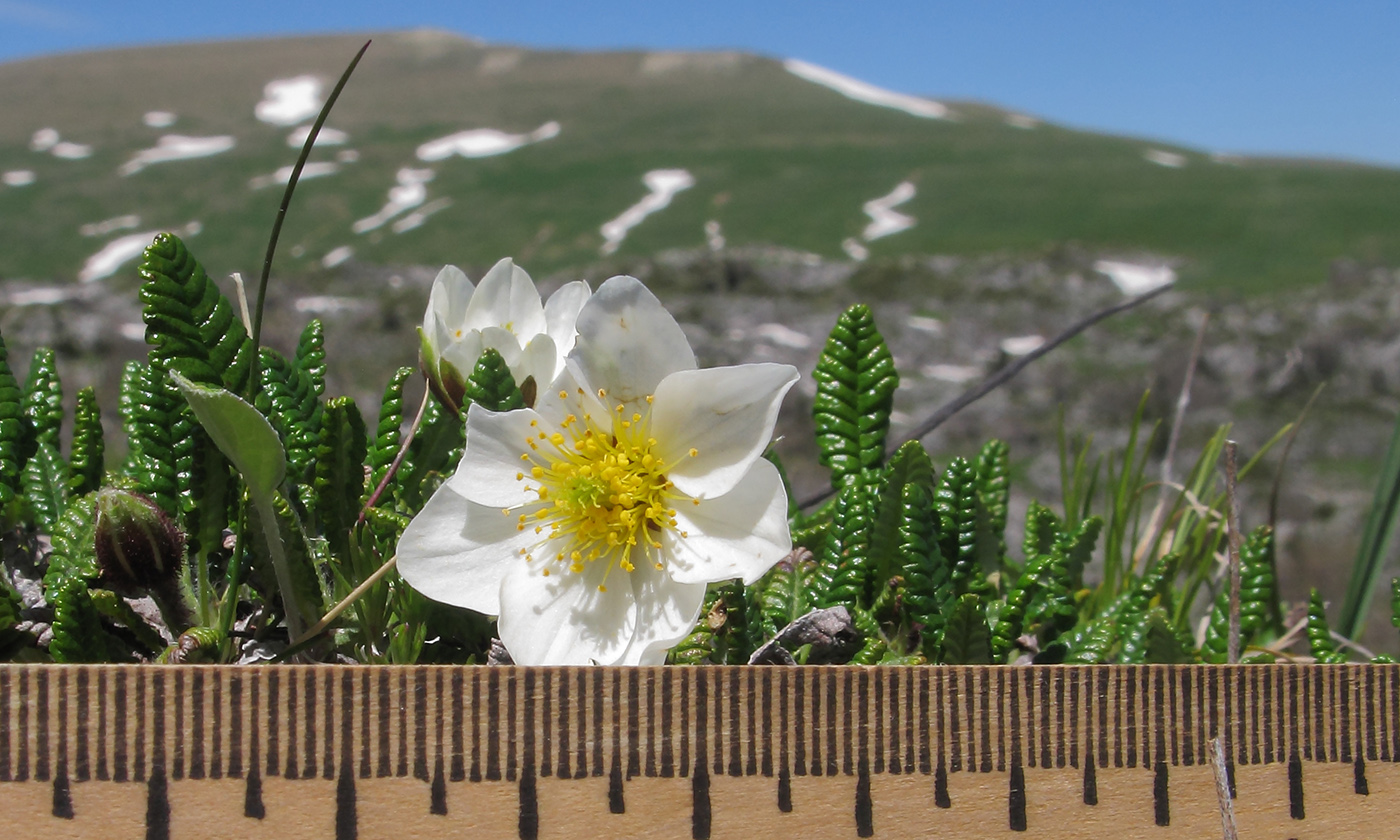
[398,275,799,665]
[419,257,589,412]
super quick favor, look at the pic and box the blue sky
[2,1,1397,166]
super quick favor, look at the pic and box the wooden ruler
[1,664,1396,839]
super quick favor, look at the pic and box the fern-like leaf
[367,367,414,507]
[314,396,368,561]
[138,233,254,393]
[812,481,873,609]
[812,304,898,488]
[463,347,525,412]
[939,593,992,664]
[897,481,948,656]
[974,439,1010,560]
[0,332,25,504]
[22,347,62,457]
[935,457,989,602]
[1200,525,1279,663]
[397,397,464,511]
[42,491,99,590]
[1306,588,1348,664]
[67,386,104,497]
[256,348,323,487]
[120,361,182,517]
[49,580,125,663]
[21,442,65,534]
[294,319,327,397]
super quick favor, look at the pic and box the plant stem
[247,39,371,401]
[1224,440,1244,664]
[291,554,399,650]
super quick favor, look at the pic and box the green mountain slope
[1,30,1398,293]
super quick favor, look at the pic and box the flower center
[512,389,692,589]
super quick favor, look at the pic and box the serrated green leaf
[940,593,992,664]
[256,347,322,487]
[0,332,24,505]
[21,442,65,534]
[67,386,104,498]
[813,304,898,488]
[463,348,525,413]
[49,580,123,663]
[315,396,368,561]
[21,346,62,455]
[368,367,414,508]
[138,233,254,394]
[294,319,327,397]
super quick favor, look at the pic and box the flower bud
[94,488,186,591]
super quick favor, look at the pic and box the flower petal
[397,485,535,616]
[513,333,561,393]
[426,264,473,336]
[459,404,545,508]
[571,275,695,412]
[650,363,799,499]
[497,551,636,665]
[463,257,547,338]
[617,559,708,665]
[543,280,591,355]
[663,457,791,585]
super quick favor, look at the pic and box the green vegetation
[3,33,1400,292]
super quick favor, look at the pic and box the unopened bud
[94,488,186,591]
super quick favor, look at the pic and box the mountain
[2,30,1399,293]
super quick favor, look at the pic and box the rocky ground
[4,246,1400,649]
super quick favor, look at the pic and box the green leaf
[67,386,104,498]
[940,593,992,664]
[0,331,25,504]
[812,304,898,488]
[812,481,873,609]
[120,361,182,517]
[138,233,254,394]
[42,491,100,590]
[974,439,1011,560]
[397,396,463,511]
[1306,588,1348,664]
[49,580,125,663]
[1138,607,1193,664]
[934,457,989,603]
[867,441,936,594]
[255,347,323,487]
[314,396,368,561]
[21,442,66,534]
[171,370,286,499]
[462,347,525,413]
[21,346,62,454]
[896,481,948,654]
[1200,525,1279,663]
[294,319,327,398]
[89,588,168,655]
[368,367,414,507]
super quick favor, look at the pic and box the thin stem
[1208,738,1238,840]
[1224,440,1244,664]
[358,384,431,525]
[291,554,399,650]
[253,493,308,645]
[247,39,371,400]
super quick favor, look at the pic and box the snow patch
[1000,335,1045,356]
[784,59,947,119]
[478,50,523,74]
[862,181,917,241]
[30,128,59,152]
[120,135,235,176]
[80,214,141,237]
[392,198,453,234]
[51,141,92,160]
[256,76,322,126]
[79,221,201,283]
[1144,149,1186,168]
[353,167,435,234]
[249,162,340,190]
[144,111,177,128]
[416,121,560,161]
[286,124,348,148]
[841,238,869,261]
[337,149,359,163]
[3,170,35,187]
[322,246,354,268]
[599,169,695,255]
[1005,114,1039,129]
[1094,260,1176,296]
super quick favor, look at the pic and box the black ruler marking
[151,671,165,781]
[470,668,482,782]
[486,668,501,781]
[97,668,110,781]
[323,669,336,781]
[626,667,640,779]
[978,668,991,773]
[146,764,169,840]
[855,763,873,838]
[589,668,603,778]
[1339,666,1353,763]
[1125,666,1137,769]
[756,667,768,777]
[450,669,465,781]
[825,668,838,777]
[336,762,356,840]
[1008,760,1026,832]
[541,667,554,777]
[1153,668,1167,770]
[1068,668,1081,770]
[1288,753,1304,820]
[396,669,410,779]
[778,668,790,783]
[918,668,931,776]
[36,665,49,781]
[0,667,10,780]
[728,666,742,778]
[1007,668,1021,776]
[1179,667,1193,766]
[792,667,806,776]
[872,667,884,774]
[645,665,657,778]
[76,667,90,781]
[679,666,691,776]
[1153,760,1169,826]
